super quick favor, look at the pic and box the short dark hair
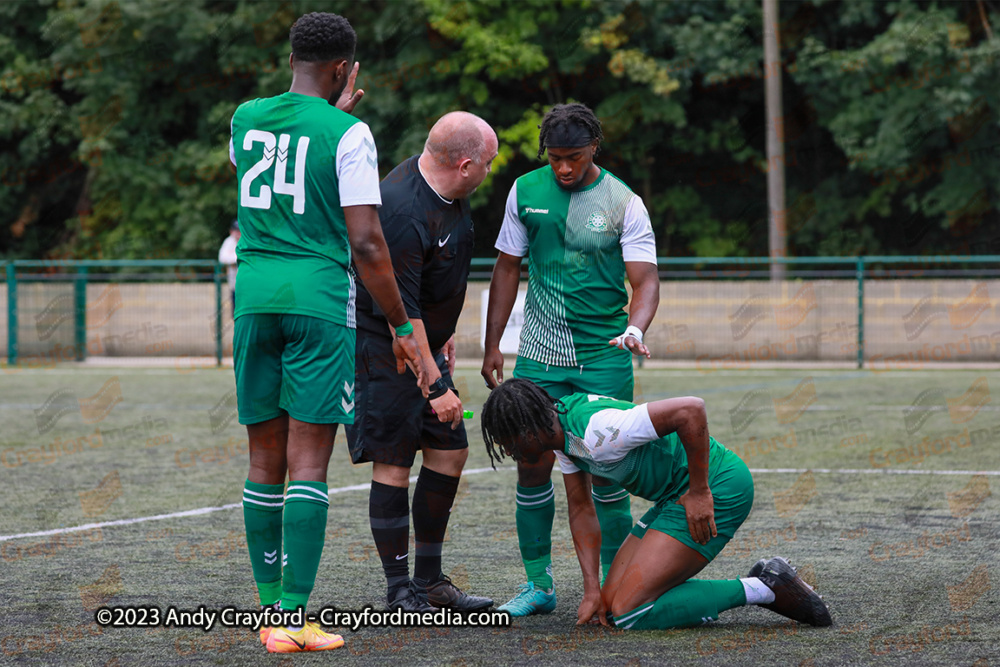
[481,378,563,469]
[289,12,356,63]
[537,102,603,159]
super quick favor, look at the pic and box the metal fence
[2,256,999,368]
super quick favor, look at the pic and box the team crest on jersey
[586,212,610,232]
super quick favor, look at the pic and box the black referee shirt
[355,155,474,352]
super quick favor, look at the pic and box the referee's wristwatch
[428,377,451,400]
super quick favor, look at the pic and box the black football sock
[369,481,411,598]
[412,466,460,586]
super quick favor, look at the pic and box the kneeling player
[481,379,832,630]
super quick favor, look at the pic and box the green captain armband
[394,321,414,337]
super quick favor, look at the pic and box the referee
[348,111,498,612]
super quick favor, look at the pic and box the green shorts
[630,450,754,561]
[233,313,355,425]
[512,353,634,401]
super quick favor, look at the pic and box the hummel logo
[438,234,451,247]
[342,396,355,413]
[263,147,275,161]
[395,554,408,560]
[344,380,354,396]
[525,207,549,214]
[264,550,278,565]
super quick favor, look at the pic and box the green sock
[515,481,555,590]
[592,481,632,582]
[242,480,284,606]
[280,480,329,612]
[613,580,746,630]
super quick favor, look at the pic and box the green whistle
[463,410,474,419]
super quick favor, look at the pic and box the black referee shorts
[345,333,467,468]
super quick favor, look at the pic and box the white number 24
[240,130,310,214]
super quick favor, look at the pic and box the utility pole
[764,0,786,280]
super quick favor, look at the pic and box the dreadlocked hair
[289,12,356,63]
[481,378,564,469]
[537,102,603,159]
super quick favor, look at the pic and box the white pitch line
[0,466,512,543]
[2,465,996,543]
[750,467,1000,476]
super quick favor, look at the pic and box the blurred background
[1,0,998,366]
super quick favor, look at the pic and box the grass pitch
[0,364,997,665]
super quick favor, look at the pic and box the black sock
[412,466,460,585]
[369,481,410,597]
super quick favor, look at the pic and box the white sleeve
[554,450,581,475]
[494,184,529,257]
[582,404,659,463]
[620,197,657,264]
[229,114,237,166]
[218,236,237,264]
[336,123,382,207]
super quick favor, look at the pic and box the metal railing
[2,256,999,368]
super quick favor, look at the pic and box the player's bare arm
[645,397,716,545]
[563,469,608,626]
[481,251,522,388]
[344,204,429,393]
[609,262,659,358]
[409,318,463,428]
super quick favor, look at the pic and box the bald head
[424,111,495,167]
[419,111,498,200]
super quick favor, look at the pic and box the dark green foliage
[1,0,997,260]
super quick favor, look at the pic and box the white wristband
[612,325,644,349]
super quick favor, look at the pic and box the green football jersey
[556,393,729,503]
[500,166,652,366]
[230,92,378,327]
